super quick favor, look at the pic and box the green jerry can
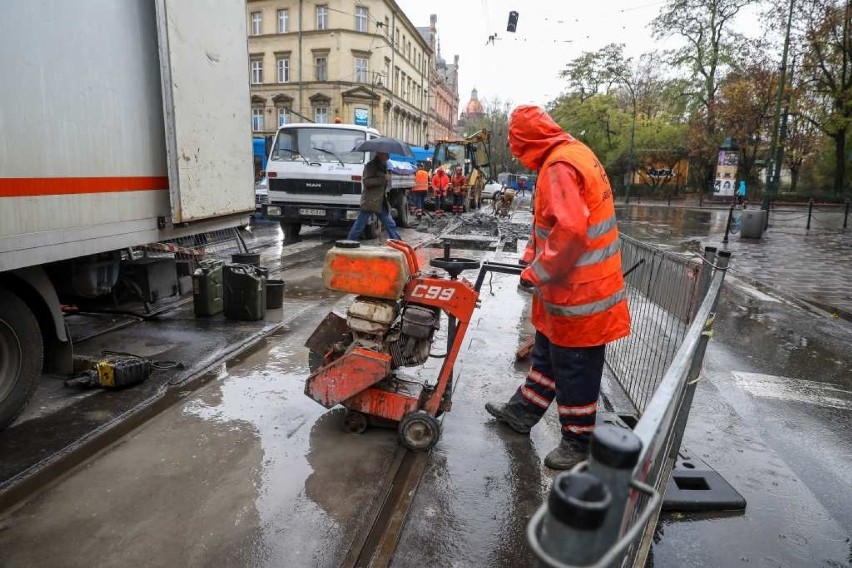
[223,264,267,321]
[193,259,225,317]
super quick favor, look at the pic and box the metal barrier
[529,241,731,567]
[132,228,248,268]
[604,235,702,413]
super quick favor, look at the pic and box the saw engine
[345,296,439,368]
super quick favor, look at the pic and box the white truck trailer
[263,123,415,241]
[0,0,255,428]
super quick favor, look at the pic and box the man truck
[0,0,255,429]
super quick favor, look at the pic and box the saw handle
[474,261,525,292]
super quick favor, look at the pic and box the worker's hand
[519,259,530,267]
[520,267,536,288]
[385,172,391,181]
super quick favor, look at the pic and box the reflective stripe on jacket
[414,170,429,192]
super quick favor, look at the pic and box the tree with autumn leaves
[546,0,851,198]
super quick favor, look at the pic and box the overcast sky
[396,0,764,110]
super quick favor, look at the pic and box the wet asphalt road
[0,207,850,566]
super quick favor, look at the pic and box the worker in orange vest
[431,166,450,218]
[486,105,631,470]
[412,163,429,220]
[450,166,467,215]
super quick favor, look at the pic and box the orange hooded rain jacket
[510,105,630,348]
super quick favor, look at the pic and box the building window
[316,5,328,30]
[315,56,327,81]
[277,9,289,33]
[277,57,290,83]
[250,11,262,35]
[354,58,368,83]
[355,6,368,33]
[250,58,263,84]
[315,106,329,124]
[278,107,289,127]
[252,107,264,132]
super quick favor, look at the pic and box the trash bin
[224,264,266,321]
[266,279,285,309]
[192,259,224,317]
[740,210,766,239]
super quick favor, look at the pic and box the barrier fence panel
[528,239,730,568]
[605,235,702,413]
[130,228,247,268]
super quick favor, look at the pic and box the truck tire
[0,290,42,430]
[392,192,411,228]
[281,222,301,243]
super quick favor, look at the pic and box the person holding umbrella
[347,137,411,241]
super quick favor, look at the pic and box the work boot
[544,438,589,470]
[485,402,533,435]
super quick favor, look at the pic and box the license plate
[266,205,281,216]
[299,208,325,217]
[346,210,360,220]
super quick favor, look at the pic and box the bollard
[699,191,704,207]
[806,198,813,230]
[844,200,849,229]
[587,425,643,546]
[533,471,612,567]
[722,203,735,244]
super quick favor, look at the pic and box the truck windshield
[434,143,467,173]
[271,128,367,164]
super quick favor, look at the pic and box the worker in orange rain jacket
[412,163,429,220]
[486,105,631,470]
[450,166,467,215]
[431,166,450,217]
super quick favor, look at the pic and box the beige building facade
[246,0,430,146]
[417,15,459,143]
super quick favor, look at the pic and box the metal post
[587,425,643,549]
[722,203,735,244]
[533,471,612,567]
[691,247,717,321]
[844,200,849,229]
[763,0,795,219]
[806,198,813,230]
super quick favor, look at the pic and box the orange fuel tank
[323,241,411,300]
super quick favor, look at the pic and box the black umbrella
[352,136,414,157]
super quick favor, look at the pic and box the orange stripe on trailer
[0,176,169,197]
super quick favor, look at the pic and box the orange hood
[509,105,574,171]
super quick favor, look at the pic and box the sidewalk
[614,204,852,320]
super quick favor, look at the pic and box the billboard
[714,150,738,196]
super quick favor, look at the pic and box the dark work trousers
[505,331,606,444]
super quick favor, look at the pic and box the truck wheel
[281,222,301,243]
[0,291,42,430]
[393,193,411,228]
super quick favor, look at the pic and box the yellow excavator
[431,129,492,212]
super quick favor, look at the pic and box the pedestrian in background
[412,163,429,221]
[347,151,401,241]
[486,105,631,470]
[737,179,746,206]
[451,166,467,215]
[518,175,527,197]
[431,166,450,218]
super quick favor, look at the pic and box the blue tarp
[387,160,416,175]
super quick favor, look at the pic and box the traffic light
[507,11,519,33]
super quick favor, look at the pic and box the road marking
[732,372,852,411]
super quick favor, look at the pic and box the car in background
[481,179,504,201]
